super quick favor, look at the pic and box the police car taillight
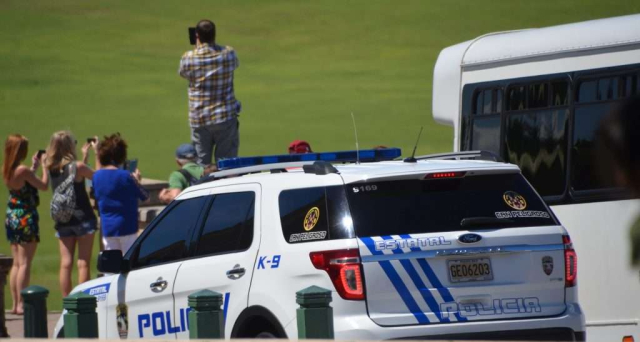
[563,235,577,288]
[310,249,365,300]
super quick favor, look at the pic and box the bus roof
[432,14,640,127]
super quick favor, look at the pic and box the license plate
[448,258,493,283]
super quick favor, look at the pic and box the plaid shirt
[179,43,241,128]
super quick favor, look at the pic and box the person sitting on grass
[159,144,204,204]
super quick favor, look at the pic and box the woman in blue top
[92,133,148,254]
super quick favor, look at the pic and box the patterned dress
[5,183,40,244]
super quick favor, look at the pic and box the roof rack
[414,150,504,162]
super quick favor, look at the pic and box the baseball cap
[288,140,313,154]
[176,143,197,160]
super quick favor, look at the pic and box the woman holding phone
[45,131,98,297]
[92,133,148,253]
[3,134,48,314]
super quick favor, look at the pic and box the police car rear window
[346,173,557,237]
[279,186,355,244]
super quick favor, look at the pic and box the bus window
[507,85,526,111]
[483,89,492,114]
[597,78,614,101]
[503,110,568,197]
[495,89,503,112]
[571,103,618,192]
[472,117,500,153]
[474,91,483,114]
[578,80,597,103]
[528,83,548,108]
[551,81,569,106]
[622,74,637,97]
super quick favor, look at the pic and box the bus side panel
[551,200,640,339]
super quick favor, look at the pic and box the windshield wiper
[460,217,514,227]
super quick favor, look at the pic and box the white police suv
[54,149,585,341]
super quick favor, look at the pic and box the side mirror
[97,250,128,274]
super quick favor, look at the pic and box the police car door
[106,193,209,339]
[173,184,260,339]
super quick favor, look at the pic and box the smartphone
[87,138,97,144]
[188,27,196,45]
[37,150,46,158]
[126,159,138,173]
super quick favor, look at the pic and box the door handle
[150,278,168,293]
[226,264,246,280]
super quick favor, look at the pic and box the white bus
[432,14,640,342]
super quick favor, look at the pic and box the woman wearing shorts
[3,134,48,314]
[92,133,148,254]
[46,131,98,297]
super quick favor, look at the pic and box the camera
[87,137,97,144]
[37,150,46,158]
[188,27,196,45]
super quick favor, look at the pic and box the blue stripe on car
[400,234,467,322]
[381,236,449,323]
[359,237,430,324]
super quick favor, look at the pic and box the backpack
[178,169,200,187]
[50,163,77,223]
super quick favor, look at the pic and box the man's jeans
[190,117,239,166]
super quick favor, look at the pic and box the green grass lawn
[0,0,637,310]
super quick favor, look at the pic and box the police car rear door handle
[150,278,168,293]
[226,264,245,279]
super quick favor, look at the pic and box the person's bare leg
[58,237,76,298]
[9,243,19,314]
[76,233,95,285]
[15,241,38,314]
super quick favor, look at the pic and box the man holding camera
[179,19,241,166]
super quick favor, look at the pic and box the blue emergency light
[217,148,402,170]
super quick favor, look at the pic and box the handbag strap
[56,162,77,192]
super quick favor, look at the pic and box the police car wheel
[256,332,277,338]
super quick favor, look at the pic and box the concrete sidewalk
[4,311,61,338]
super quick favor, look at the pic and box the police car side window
[132,196,208,269]
[279,186,354,244]
[194,192,255,256]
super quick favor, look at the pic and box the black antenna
[403,126,423,163]
[350,112,360,164]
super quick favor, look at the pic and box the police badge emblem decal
[503,191,527,210]
[303,207,320,231]
[542,256,554,276]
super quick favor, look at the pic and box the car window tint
[280,187,329,243]
[194,192,255,256]
[347,174,557,237]
[279,186,355,244]
[134,197,207,269]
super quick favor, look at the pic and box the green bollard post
[63,292,98,338]
[188,289,224,339]
[21,285,49,338]
[296,285,334,339]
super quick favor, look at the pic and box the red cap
[288,140,313,154]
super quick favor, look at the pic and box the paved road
[4,311,61,338]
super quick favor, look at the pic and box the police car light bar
[217,148,402,170]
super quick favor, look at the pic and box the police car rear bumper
[325,300,585,340]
